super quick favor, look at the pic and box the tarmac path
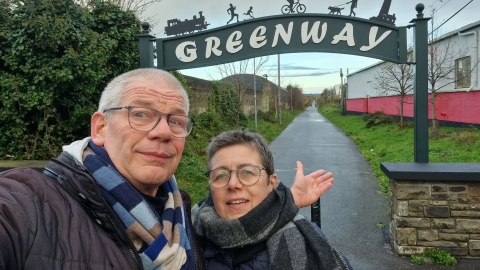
[268,106,479,270]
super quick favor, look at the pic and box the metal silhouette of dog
[328,6,344,15]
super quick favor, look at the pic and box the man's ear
[91,111,106,146]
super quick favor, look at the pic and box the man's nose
[148,116,172,139]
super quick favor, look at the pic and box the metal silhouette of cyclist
[282,0,306,14]
[227,3,239,25]
[287,0,294,13]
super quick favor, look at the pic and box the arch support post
[137,22,155,68]
[410,4,431,163]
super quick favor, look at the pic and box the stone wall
[382,162,480,258]
[185,75,273,116]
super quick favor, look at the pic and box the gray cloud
[264,63,320,71]
[281,71,338,78]
[281,64,320,71]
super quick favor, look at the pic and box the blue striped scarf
[84,142,194,269]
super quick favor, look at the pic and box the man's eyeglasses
[103,106,194,138]
[205,165,266,189]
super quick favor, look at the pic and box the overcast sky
[143,0,479,94]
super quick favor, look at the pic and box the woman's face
[209,143,277,220]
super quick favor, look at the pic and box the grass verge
[318,105,480,194]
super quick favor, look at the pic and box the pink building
[346,21,480,126]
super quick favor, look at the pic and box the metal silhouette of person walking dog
[349,0,358,16]
[281,0,306,14]
[327,0,358,17]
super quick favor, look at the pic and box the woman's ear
[91,111,106,146]
[269,173,278,189]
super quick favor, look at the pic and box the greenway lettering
[157,14,407,69]
[175,21,392,63]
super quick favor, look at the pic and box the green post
[137,22,155,68]
[410,4,430,163]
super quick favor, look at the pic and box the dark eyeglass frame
[103,105,195,138]
[205,165,267,189]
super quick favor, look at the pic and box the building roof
[184,75,212,91]
[433,20,480,43]
[347,19,480,77]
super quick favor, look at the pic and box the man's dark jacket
[0,152,204,270]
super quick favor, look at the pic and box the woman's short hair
[207,129,275,175]
[98,68,189,114]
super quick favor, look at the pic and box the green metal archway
[138,4,430,163]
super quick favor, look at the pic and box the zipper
[78,163,143,270]
[194,242,200,270]
[332,245,350,269]
[104,213,143,270]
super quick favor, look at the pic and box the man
[0,68,333,269]
[226,3,239,25]
[287,0,295,13]
[349,0,358,17]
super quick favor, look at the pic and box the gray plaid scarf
[193,182,349,269]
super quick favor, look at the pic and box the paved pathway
[268,107,479,270]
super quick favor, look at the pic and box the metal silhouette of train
[164,11,210,36]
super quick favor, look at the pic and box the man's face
[91,79,187,196]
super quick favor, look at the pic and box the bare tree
[75,0,161,21]
[285,84,305,110]
[318,87,339,105]
[211,57,270,126]
[426,8,478,135]
[373,61,414,128]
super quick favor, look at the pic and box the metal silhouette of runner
[281,0,306,14]
[226,3,239,25]
[244,6,254,19]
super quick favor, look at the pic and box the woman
[193,130,351,269]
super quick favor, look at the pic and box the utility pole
[340,68,345,115]
[253,58,257,130]
[263,74,272,120]
[290,86,293,110]
[277,54,282,124]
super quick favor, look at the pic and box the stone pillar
[382,162,480,258]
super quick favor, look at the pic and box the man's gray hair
[98,68,190,113]
[207,129,275,175]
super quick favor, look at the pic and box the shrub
[411,248,457,266]
[362,111,397,128]
[0,0,140,159]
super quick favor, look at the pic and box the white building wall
[346,62,382,99]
